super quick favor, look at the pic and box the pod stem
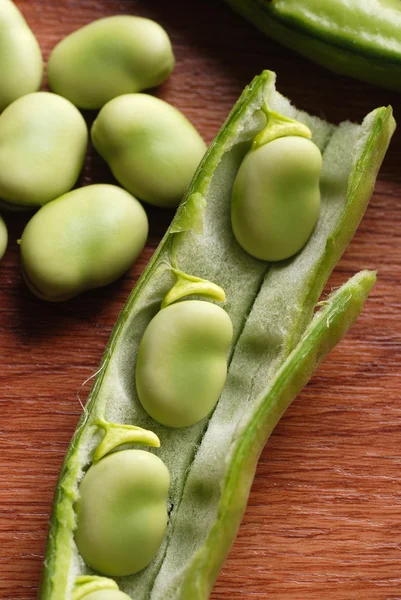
[72,576,119,600]
[252,107,312,149]
[161,268,226,309]
[93,419,160,461]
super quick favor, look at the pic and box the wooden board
[1,1,400,598]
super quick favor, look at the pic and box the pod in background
[20,184,148,301]
[47,16,175,109]
[75,449,170,577]
[136,300,233,428]
[231,112,322,262]
[224,0,401,92]
[0,215,7,262]
[91,94,207,208]
[0,0,43,112]
[0,93,87,209]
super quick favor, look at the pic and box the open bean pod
[40,71,395,600]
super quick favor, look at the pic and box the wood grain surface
[1,1,400,599]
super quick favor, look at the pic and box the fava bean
[0,93,87,209]
[91,94,207,208]
[72,575,128,600]
[0,215,7,262]
[81,592,131,600]
[74,449,170,577]
[48,16,174,109]
[0,0,43,111]
[136,300,233,428]
[231,133,322,261]
[20,184,148,301]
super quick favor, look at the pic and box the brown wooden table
[1,2,400,598]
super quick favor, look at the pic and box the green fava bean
[81,592,131,600]
[0,0,43,112]
[20,184,148,301]
[47,16,174,110]
[91,94,207,208]
[0,92,87,209]
[0,215,7,262]
[136,300,233,428]
[74,449,170,577]
[232,135,322,261]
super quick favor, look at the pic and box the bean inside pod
[136,290,233,428]
[72,575,131,600]
[231,111,322,261]
[74,425,170,577]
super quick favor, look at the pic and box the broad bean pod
[0,0,43,111]
[224,0,401,92]
[40,71,394,600]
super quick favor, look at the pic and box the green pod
[20,184,148,301]
[224,0,401,92]
[40,72,394,600]
[136,301,233,428]
[75,450,170,577]
[91,94,207,208]
[0,215,7,262]
[0,0,43,112]
[0,93,87,210]
[47,16,174,109]
[232,135,322,261]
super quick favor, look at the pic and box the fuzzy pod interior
[39,71,395,600]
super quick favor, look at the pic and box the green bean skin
[0,93,87,209]
[0,215,7,262]
[91,94,207,208]
[231,135,322,261]
[0,0,43,111]
[39,72,395,600]
[20,184,148,301]
[75,450,170,577]
[47,16,174,109]
[224,0,401,91]
[136,301,233,428]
